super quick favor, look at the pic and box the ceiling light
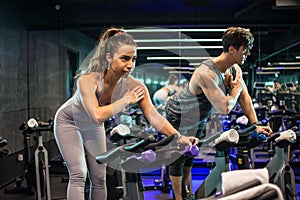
[125,28,227,33]
[168,70,194,74]
[137,46,222,50]
[135,39,222,43]
[268,62,300,66]
[261,66,300,70]
[256,71,281,74]
[147,56,211,60]
[163,66,195,70]
[189,63,201,66]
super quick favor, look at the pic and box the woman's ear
[106,53,112,63]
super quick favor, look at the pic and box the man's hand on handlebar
[177,135,199,146]
[256,125,273,137]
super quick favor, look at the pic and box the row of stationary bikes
[102,111,300,199]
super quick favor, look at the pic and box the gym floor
[0,164,299,200]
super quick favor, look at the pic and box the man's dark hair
[222,27,254,52]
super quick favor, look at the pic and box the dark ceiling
[20,0,300,71]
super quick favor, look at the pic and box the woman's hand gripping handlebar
[176,133,200,146]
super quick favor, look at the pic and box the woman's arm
[126,76,176,136]
[126,76,198,145]
[78,74,144,124]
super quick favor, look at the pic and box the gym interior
[0,0,300,199]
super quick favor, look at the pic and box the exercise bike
[97,133,200,200]
[265,127,298,200]
[226,126,298,199]
[5,117,53,200]
[195,124,261,198]
[196,126,298,199]
[106,122,156,199]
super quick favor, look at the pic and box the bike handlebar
[143,134,176,151]
[123,135,156,151]
[19,118,53,133]
[237,124,257,136]
[96,133,196,165]
[266,126,298,148]
[196,124,256,150]
[0,138,7,148]
[267,126,297,142]
[239,126,298,149]
[97,134,170,164]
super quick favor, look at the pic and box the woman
[54,27,199,200]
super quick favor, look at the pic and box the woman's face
[108,45,137,76]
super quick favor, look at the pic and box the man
[165,27,273,200]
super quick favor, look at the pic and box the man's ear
[228,45,235,54]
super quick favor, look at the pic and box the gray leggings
[54,104,107,200]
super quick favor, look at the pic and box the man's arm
[191,65,244,114]
[239,89,272,136]
[236,66,273,136]
[238,89,257,124]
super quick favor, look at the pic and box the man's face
[237,45,251,65]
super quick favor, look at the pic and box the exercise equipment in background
[5,118,53,200]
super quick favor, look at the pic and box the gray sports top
[166,59,228,135]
